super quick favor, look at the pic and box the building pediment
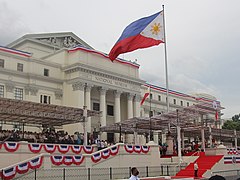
[8,32,93,50]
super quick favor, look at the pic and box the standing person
[194,162,198,178]
[129,167,140,180]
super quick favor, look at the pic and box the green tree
[232,114,240,122]
[222,120,240,131]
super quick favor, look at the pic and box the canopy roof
[100,102,225,134]
[0,98,101,126]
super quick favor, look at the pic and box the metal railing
[10,165,186,180]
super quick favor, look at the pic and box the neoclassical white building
[0,32,221,143]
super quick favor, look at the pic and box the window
[107,105,114,116]
[173,99,176,104]
[150,93,153,100]
[180,101,183,106]
[187,102,190,107]
[44,68,49,76]
[158,95,161,101]
[93,102,100,111]
[0,85,4,97]
[17,63,23,72]
[15,88,23,100]
[0,59,4,68]
[40,95,51,104]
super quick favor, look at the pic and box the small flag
[109,11,164,61]
[140,86,151,105]
[213,101,218,120]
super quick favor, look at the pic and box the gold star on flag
[150,23,161,35]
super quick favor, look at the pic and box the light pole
[176,109,182,163]
[119,123,122,143]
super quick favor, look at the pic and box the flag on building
[213,101,218,120]
[140,86,151,105]
[109,11,165,61]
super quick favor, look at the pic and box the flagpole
[162,5,170,132]
[149,86,153,141]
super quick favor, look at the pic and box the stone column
[71,82,86,134]
[85,85,92,134]
[127,93,134,118]
[114,90,121,123]
[114,90,121,142]
[134,94,141,117]
[72,82,85,108]
[100,87,107,140]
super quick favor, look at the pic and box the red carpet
[176,154,223,178]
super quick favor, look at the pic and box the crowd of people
[0,129,87,145]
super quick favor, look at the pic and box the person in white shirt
[129,167,140,180]
[194,162,198,177]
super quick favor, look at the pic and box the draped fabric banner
[57,145,70,154]
[71,145,82,154]
[83,146,94,154]
[91,145,120,163]
[110,145,119,156]
[16,162,29,174]
[227,148,239,155]
[224,156,240,164]
[28,144,43,153]
[50,155,85,166]
[124,145,150,154]
[44,144,57,153]
[1,156,43,180]
[101,149,110,159]
[91,152,102,163]
[4,142,20,152]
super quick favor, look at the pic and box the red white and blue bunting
[224,156,240,164]
[91,152,102,163]
[72,155,85,165]
[1,156,43,180]
[57,145,70,154]
[71,145,82,154]
[124,145,134,153]
[91,145,119,163]
[2,166,16,180]
[0,46,32,58]
[227,148,239,155]
[63,156,73,165]
[50,155,85,166]
[141,146,151,153]
[134,145,141,153]
[4,142,20,152]
[83,145,94,154]
[101,149,110,159]
[28,144,42,153]
[16,162,29,174]
[29,156,44,169]
[110,145,119,156]
[51,155,64,166]
[44,144,57,153]
[124,145,150,154]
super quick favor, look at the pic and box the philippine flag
[109,11,164,61]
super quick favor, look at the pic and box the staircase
[176,155,223,178]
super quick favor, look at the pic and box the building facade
[0,32,221,143]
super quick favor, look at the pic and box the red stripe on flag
[140,92,150,105]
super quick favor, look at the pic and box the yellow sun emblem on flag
[151,23,161,35]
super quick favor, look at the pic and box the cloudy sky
[0,0,239,118]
